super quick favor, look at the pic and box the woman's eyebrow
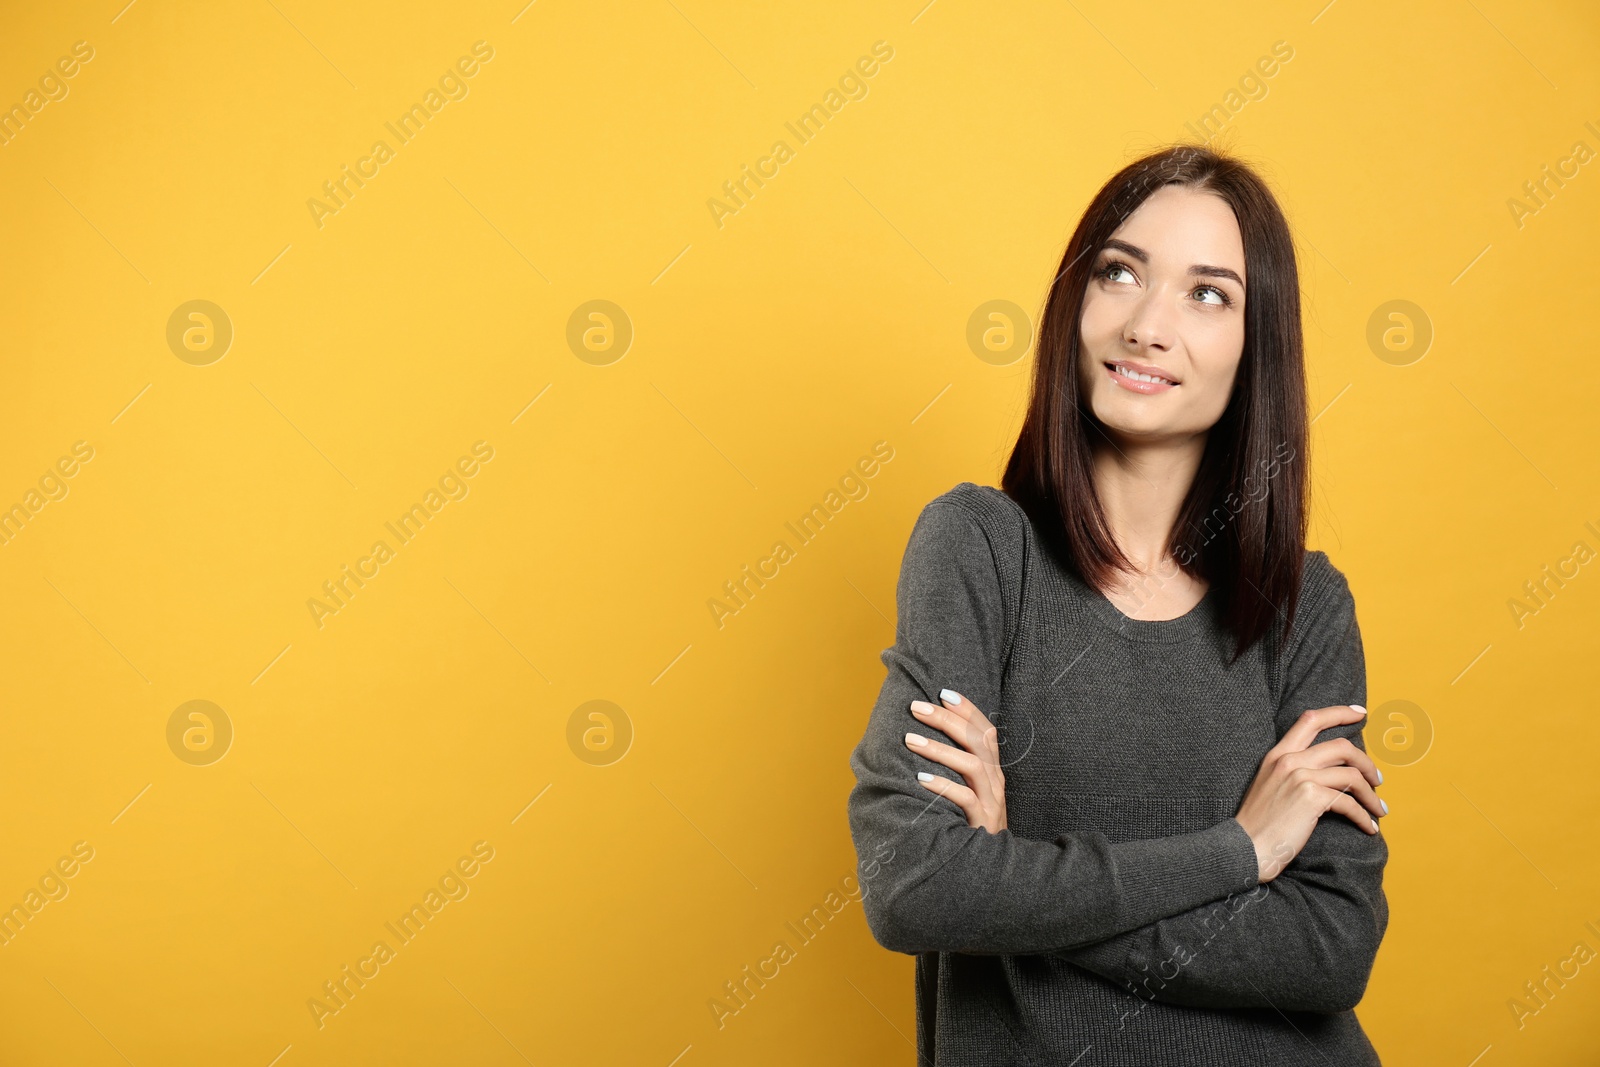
[1100,238,1244,287]
[1191,263,1245,286]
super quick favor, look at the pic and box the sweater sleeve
[847,496,1263,957]
[1050,556,1390,1013]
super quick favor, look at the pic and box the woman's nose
[1122,293,1176,349]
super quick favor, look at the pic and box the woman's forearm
[850,651,1264,956]
[1052,790,1388,1013]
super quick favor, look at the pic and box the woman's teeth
[1112,364,1174,385]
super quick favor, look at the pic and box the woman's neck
[1090,433,1206,573]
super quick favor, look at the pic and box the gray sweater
[846,482,1388,1065]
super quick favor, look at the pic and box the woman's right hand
[1235,704,1386,883]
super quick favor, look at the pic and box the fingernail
[911,702,933,717]
[917,771,935,782]
[905,732,929,748]
[940,688,963,705]
[1380,799,1389,814]
[1370,818,1379,832]
[1376,767,1384,785]
[1350,704,1367,715]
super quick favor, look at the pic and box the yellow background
[2,1,1597,1063]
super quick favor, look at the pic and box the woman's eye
[1099,262,1133,284]
[1194,285,1230,307]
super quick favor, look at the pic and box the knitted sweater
[846,482,1388,1065]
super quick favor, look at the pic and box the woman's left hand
[905,688,1008,834]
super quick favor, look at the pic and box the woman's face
[1077,184,1248,446]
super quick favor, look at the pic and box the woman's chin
[1090,406,1180,443]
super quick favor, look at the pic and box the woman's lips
[1104,362,1178,395]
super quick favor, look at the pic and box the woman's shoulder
[900,482,1031,647]
[1278,548,1360,659]
[923,480,1028,526]
[918,481,1031,560]
[1298,549,1357,613]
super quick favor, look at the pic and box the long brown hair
[1002,144,1309,662]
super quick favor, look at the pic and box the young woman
[847,145,1389,1064]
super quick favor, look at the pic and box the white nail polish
[1379,799,1388,814]
[1350,704,1366,715]
[940,688,962,704]
[917,772,935,781]
[905,732,928,747]
[1376,767,1384,785]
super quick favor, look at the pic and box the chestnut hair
[1001,144,1308,662]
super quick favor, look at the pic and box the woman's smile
[1104,358,1180,394]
